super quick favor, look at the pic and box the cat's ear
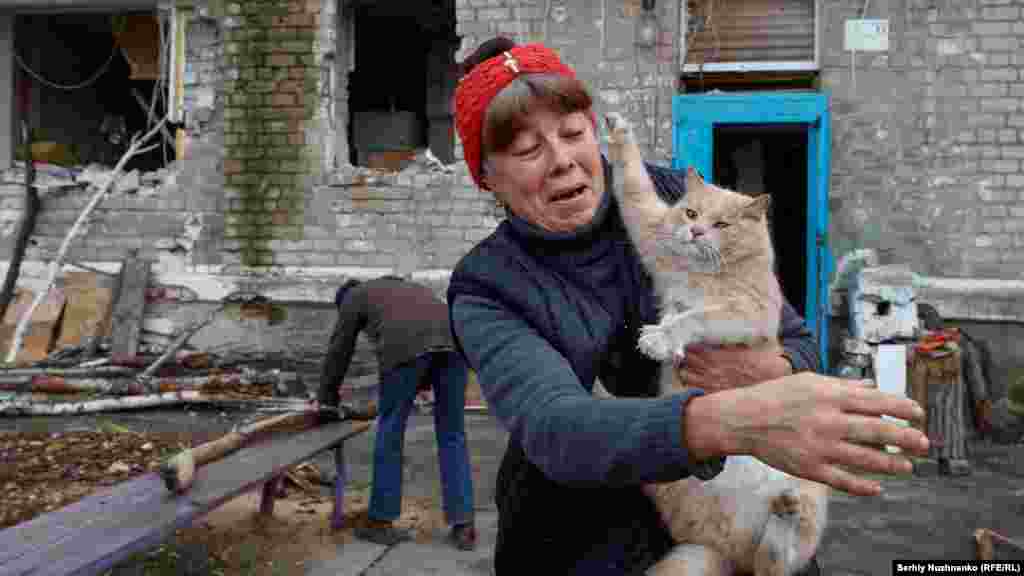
[685,166,705,190]
[741,194,771,219]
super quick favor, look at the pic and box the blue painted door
[672,91,832,371]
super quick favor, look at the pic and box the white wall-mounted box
[845,19,890,52]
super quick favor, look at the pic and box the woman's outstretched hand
[684,373,929,496]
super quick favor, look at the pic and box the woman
[447,37,928,575]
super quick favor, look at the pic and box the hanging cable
[14,40,120,92]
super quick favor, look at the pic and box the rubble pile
[0,161,180,197]
[0,270,312,417]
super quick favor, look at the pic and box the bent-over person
[318,276,477,550]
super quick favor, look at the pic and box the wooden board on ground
[55,272,115,348]
[0,288,66,365]
[0,419,372,576]
[109,254,149,358]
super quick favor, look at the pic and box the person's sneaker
[355,520,413,546]
[447,522,477,551]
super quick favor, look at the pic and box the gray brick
[981,37,1019,51]
[981,6,1020,20]
[514,6,545,19]
[988,53,1012,66]
[980,68,1018,82]
[982,159,1020,173]
[1002,146,1024,158]
[971,83,1008,98]
[972,21,1012,35]
[981,98,1020,113]
[983,221,1004,234]
[456,21,493,35]
[1004,219,1024,233]
[477,7,510,21]
[968,113,1006,127]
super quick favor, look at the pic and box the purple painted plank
[0,473,170,565]
[0,420,372,576]
[0,473,200,576]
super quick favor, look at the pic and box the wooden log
[109,253,149,358]
[975,528,1024,561]
[159,411,317,494]
[0,391,288,416]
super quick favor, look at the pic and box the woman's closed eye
[512,143,540,158]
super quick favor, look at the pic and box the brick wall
[455,0,680,164]
[220,0,327,270]
[312,161,503,271]
[821,0,1024,281]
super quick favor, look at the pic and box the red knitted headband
[454,43,594,190]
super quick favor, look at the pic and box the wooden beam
[109,252,149,358]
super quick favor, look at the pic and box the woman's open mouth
[550,185,587,204]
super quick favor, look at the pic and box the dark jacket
[319,276,454,407]
[447,159,820,574]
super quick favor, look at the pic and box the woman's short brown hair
[482,73,594,159]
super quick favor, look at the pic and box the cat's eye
[713,222,730,229]
[685,209,698,219]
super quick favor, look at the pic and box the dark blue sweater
[446,159,819,573]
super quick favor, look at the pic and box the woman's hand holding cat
[676,344,791,392]
[682,374,930,497]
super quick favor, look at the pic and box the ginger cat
[602,112,829,576]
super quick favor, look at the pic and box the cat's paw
[770,489,801,517]
[638,324,672,361]
[604,112,634,147]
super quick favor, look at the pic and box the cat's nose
[691,225,706,238]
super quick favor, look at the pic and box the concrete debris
[0,162,83,195]
[1,162,181,198]
[115,170,141,195]
[411,148,454,174]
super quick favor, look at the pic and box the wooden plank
[0,288,66,365]
[109,254,149,358]
[55,272,115,348]
[0,420,372,576]
[184,420,372,511]
[0,474,199,576]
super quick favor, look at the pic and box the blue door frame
[672,91,832,371]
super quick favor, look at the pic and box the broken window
[12,11,178,175]
[345,0,458,171]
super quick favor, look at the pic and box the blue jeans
[368,350,475,526]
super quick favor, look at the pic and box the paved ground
[4,386,1023,575]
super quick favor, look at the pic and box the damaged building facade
[0,0,1021,404]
